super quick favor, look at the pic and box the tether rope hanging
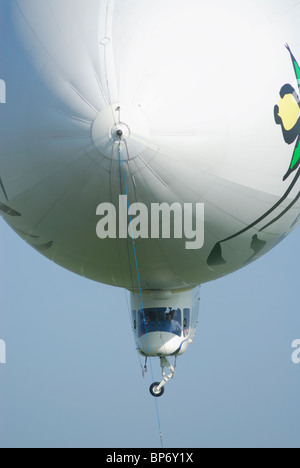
[119,146,164,449]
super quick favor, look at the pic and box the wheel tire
[149,382,165,397]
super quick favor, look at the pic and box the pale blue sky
[0,218,299,448]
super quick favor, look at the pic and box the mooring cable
[119,146,164,449]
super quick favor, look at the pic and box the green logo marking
[274,45,300,181]
[207,45,300,267]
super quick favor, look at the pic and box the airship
[0,0,299,396]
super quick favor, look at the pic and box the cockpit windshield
[138,308,182,337]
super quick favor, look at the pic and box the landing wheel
[149,382,165,397]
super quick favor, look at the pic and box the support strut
[149,357,177,397]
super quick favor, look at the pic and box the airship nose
[91,104,150,161]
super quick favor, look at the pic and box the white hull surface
[1,1,300,291]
